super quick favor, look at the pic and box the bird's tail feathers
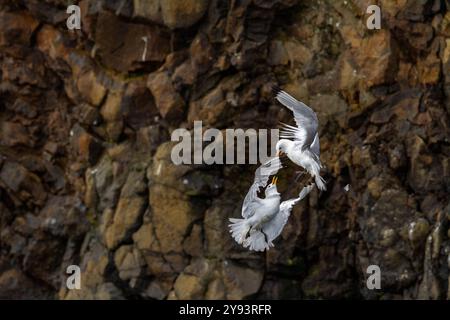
[228,218,250,245]
[314,174,326,191]
[307,159,327,191]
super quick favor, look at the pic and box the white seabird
[274,89,326,191]
[229,158,314,251]
[243,183,313,251]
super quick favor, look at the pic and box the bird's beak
[272,176,278,185]
[276,150,284,157]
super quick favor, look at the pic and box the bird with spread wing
[274,88,326,191]
[229,157,314,251]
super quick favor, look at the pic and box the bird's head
[275,139,290,157]
[265,176,279,196]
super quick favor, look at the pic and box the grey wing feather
[310,133,320,157]
[262,184,314,243]
[241,157,283,218]
[275,90,318,150]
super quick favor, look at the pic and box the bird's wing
[310,132,320,157]
[242,157,282,219]
[275,90,318,150]
[262,184,314,243]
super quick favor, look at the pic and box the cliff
[0,0,449,299]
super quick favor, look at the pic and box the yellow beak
[271,176,278,185]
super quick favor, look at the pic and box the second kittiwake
[229,158,314,251]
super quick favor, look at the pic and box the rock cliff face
[0,0,449,299]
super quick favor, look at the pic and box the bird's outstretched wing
[310,132,320,157]
[242,157,282,219]
[274,89,318,151]
[262,184,314,244]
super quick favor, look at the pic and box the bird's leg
[245,229,251,239]
[261,230,269,243]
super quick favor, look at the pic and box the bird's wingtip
[271,85,282,97]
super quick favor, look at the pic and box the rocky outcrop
[0,0,449,300]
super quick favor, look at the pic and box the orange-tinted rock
[0,11,39,46]
[355,30,397,87]
[76,70,107,106]
[147,71,185,122]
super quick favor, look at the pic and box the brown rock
[133,220,159,252]
[205,278,226,300]
[204,200,239,258]
[133,0,163,24]
[406,135,445,193]
[144,277,174,300]
[309,94,348,128]
[71,125,104,165]
[149,184,199,253]
[114,245,145,282]
[417,53,441,85]
[76,70,107,106]
[133,0,208,29]
[0,121,30,147]
[39,195,89,238]
[223,261,264,299]
[36,25,70,61]
[190,33,215,74]
[95,283,124,300]
[0,11,39,46]
[0,161,47,205]
[355,30,397,87]
[95,11,170,73]
[367,177,384,199]
[122,81,159,130]
[269,41,289,66]
[104,170,147,249]
[188,86,227,126]
[161,0,209,29]
[183,224,203,257]
[284,40,313,66]
[147,143,205,254]
[100,92,124,141]
[147,71,185,122]
[173,273,205,299]
[61,239,111,300]
[100,92,123,122]
[0,268,53,299]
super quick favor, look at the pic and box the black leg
[262,231,269,243]
[245,228,251,239]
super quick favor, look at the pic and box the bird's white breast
[255,197,280,224]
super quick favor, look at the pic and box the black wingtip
[271,85,282,97]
